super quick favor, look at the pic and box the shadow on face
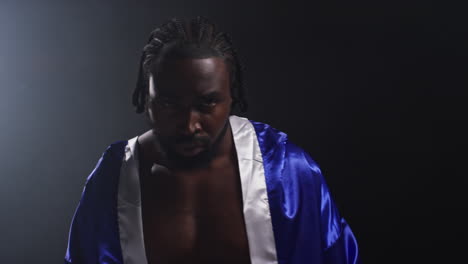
[146,57,233,166]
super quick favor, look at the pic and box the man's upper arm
[303,150,361,264]
[64,142,126,264]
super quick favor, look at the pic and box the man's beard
[156,120,229,170]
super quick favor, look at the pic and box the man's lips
[177,143,205,156]
[174,140,207,153]
[174,136,208,147]
[177,141,204,148]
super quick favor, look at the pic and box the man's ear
[230,96,244,116]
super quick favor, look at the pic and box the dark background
[0,0,465,263]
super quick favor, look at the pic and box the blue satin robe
[64,115,360,264]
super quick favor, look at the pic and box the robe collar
[117,115,278,264]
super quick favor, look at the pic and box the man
[64,16,361,264]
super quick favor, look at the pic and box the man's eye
[201,98,218,107]
[202,101,216,107]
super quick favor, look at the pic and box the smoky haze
[0,1,284,262]
[0,1,464,264]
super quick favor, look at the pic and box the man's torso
[137,132,251,264]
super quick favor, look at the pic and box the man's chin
[167,147,214,169]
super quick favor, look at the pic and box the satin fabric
[251,120,361,264]
[65,141,126,264]
[228,116,278,264]
[64,115,360,264]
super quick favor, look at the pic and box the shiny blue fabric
[251,121,361,264]
[64,120,360,264]
[64,141,127,264]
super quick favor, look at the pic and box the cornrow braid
[132,16,248,114]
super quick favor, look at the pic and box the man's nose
[178,109,202,135]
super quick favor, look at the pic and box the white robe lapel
[116,115,278,264]
[230,115,279,264]
[117,136,148,264]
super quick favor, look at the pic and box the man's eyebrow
[201,91,222,98]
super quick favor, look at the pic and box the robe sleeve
[64,151,106,263]
[303,152,361,264]
[315,163,361,263]
[64,142,125,264]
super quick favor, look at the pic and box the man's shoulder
[96,140,129,165]
[245,117,322,173]
[245,119,324,197]
[244,118,297,151]
[249,119,288,142]
[106,139,128,154]
[84,140,129,184]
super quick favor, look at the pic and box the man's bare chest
[139,163,251,264]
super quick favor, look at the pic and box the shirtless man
[64,16,360,264]
[136,55,250,264]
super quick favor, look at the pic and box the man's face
[146,57,232,166]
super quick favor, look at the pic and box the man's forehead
[148,74,224,98]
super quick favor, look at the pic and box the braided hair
[132,16,248,114]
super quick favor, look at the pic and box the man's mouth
[177,140,204,148]
[178,143,205,156]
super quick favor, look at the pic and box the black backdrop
[0,1,465,263]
